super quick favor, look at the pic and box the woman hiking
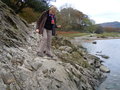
[35,6,61,58]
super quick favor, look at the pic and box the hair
[49,5,57,12]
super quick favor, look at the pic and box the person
[35,6,61,58]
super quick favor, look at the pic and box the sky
[51,0,120,24]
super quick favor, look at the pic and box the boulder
[92,41,97,44]
[59,46,72,52]
[100,65,110,73]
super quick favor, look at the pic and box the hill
[99,21,120,28]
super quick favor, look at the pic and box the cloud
[51,0,120,23]
[91,12,120,23]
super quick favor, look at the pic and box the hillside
[0,1,108,90]
[99,21,120,28]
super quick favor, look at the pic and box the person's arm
[57,25,61,28]
[35,11,48,33]
[36,18,41,33]
[36,17,41,30]
[54,16,61,28]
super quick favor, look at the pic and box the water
[81,39,120,90]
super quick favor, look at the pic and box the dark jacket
[36,10,57,36]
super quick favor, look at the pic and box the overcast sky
[51,0,120,24]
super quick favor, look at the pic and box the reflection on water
[82,39,120,90]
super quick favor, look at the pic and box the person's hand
[36,29,39,33]
[57,25,61,28]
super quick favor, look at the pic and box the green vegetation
[1,0,50,23]
[19,7,41,23]
[57,31,120,39]
[96,32,120,38]
[2,0,120,34]
[52,36,90,68]
[58,32,89,37]
[1,0,49,13]
[56,6,96,32]
[103,27,120,33]
[1,0,102,33]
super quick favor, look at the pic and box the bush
[19,7,41,23]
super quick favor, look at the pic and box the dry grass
[57,31,89,37]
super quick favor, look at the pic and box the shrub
[19,7,41,23]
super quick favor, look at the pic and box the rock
[27,57,43,71]
[59,46,72,52]
[96,54,109,59]
[94,60,101,68]
[0,79,6,90]
[96,51,102,53]
[92,41,97,44]
[100,55,109,59]
[100,65,110,73]
[0,69,15,85]
[42,69,48,74]
[30,61,42,71]
[72,52,80,57]
[0,0,30,47]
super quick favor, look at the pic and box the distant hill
[99,21,120,28]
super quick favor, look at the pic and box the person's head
[49,5,57,15]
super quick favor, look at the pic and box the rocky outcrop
[0,1,106,90]
[100,65,110,73]
[0,0,30,47]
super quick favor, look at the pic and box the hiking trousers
[38,28,52,55]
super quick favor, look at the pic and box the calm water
[82,39,120,90]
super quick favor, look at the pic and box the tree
[57,6,93,32]
[95,25,104,34]
[15,0,49,13]
[1,0,54,13]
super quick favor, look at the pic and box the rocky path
[0,1,107,90]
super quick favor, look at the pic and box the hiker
[35,6,61,58]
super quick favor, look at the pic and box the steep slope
[0,1,106,90]
[0,1,30,47]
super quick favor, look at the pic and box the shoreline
[72,36,120,43]
[54,36,109,89]
[70,35,111,85]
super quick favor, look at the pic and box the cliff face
[0,0,30,47]
[0,1,106,90]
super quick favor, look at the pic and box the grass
[96,32,120,38]
[57,31,120,40]
[57,31,89,37]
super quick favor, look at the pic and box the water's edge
[80,39,120,90]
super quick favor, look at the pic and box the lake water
[81,39,120,90]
